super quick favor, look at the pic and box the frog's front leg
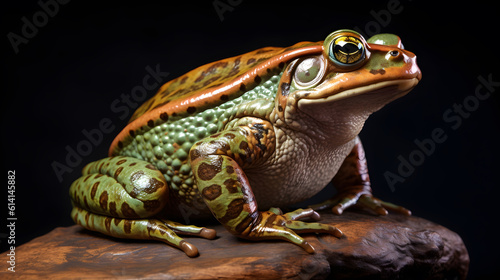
[311,137,411,216]
[190,120,342,253]
[69,156,215,257]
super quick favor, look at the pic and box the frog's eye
[329,36,365,66]
[293,56,326,89]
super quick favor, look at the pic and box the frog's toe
[283,208,321,221]
[180,241,199,258]
[358,195,412,216]
[159,219,217,239]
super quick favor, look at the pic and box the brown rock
[0,211,468,279]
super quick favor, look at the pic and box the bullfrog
[69,30,421,257]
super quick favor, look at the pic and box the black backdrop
[2,1,499,278]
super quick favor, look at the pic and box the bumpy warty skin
[248,126,356,210]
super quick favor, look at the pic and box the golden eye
[330,36,365,65]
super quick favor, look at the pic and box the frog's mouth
[298,78,419,109]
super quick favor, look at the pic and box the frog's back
[109,42,322,156]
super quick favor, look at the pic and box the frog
[69,29,421,257]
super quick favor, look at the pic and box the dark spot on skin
[160,112,169,121]
[210,133,221,138]
[114,219,121,226]
[196,61,228,83]
[251,124,268,153]
[114,167,124,178]
[220,94,229,101]
[83,196,90,210]
[280,82,290,96]
[220,199,245,224]
[235,215,254,233]
[172,112,178,117]
[146,177,165,194]
[197,159,222,181]
[146,221,154,233]
[91,182,99,199]
[99,162,105,173]
[278,105,283,112]
[239,141,249,151]
[116,159,127,165]
[123,220,133,234]
[223,178,238,193]
[226,166,234,174]
[202,184,222,201]
[202,76,222,87]
[130,171,165,194]
[129,162,137,167]
[264,212,277,227]
[224,133,236,139]
[99,191,108,211]
[109,202,118,216]
[256,48,274,54]
[254,75,261,84]
[145,164,157,170]
[129,130,135,137]
[239,83,246,92]
[95,174,103,178]
[129,187,139,199]
[227,57,241,77]
[190,149,202,161]
[85,212,90,224]
[104,217,112,232]
[247,58,256,65]
[180,76,188,85]
[144,200,162,212]
[121,202,139,218]
[83,175,91,183]
[147,120,155,128]
[215,141,231,153]
[118,141,123,148]
[187,107,197,114]
[278,62,285,69]
[369,69,386,75]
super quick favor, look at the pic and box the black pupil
[335,42,359,55]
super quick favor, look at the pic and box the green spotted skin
[70,156,169,218]
[117,74,281,205]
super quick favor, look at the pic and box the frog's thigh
[70,157,212,257]
[69,156,168,219]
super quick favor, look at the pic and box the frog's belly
[247,138,356,210]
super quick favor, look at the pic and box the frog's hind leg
[71,206,200,257]
[69,156,215,257]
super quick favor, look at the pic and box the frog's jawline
[297,78,419,109]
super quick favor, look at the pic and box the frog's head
[275,29,421,143]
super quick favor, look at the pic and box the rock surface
[1,211,468,279]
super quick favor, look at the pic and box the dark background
[2,1,499,278]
